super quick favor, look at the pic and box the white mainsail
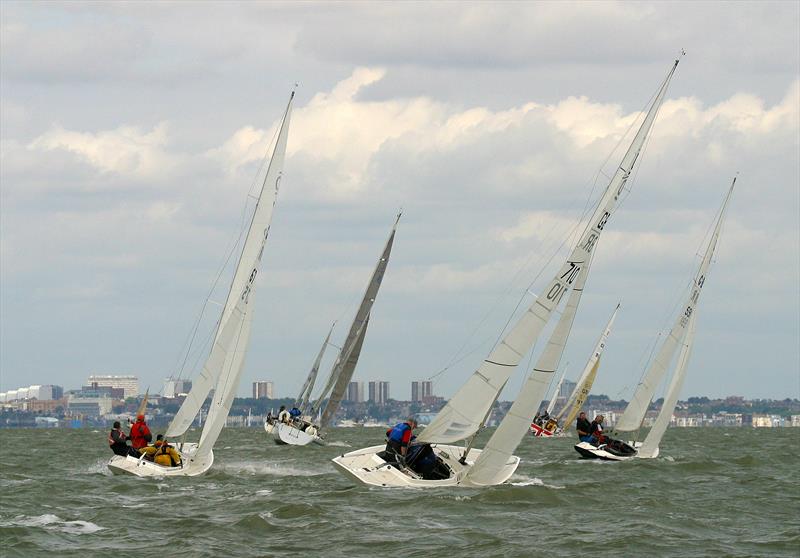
[614,177,735,433]
[420,58,681,446]
[317,214,401,428]
[166,92,294,440]
[297,322,336,412]
[637,310,697,458]
[466,304,618,485]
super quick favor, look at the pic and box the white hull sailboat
[109,91,295,477]
[334,58,681,488]
[332,445,520,488]
[575,178,736,461]
[267,216,400,446]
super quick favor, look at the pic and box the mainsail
[297,322,336,412]
[420,58,681,446]
[614,177,735,433]
[166,92,294,440]
[317,214,401,428]
[638,310,697,458]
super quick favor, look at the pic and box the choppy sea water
[0,426,798,557]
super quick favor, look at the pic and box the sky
[1,1,798,402]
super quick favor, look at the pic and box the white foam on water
[326,441,352,448]
[219,460,328,477]
[255,489,273,496]
[9,514,104,535]
[258,511,273,520]
[509,475,564,489]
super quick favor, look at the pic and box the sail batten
[421,60,679,447]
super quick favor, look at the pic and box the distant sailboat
[268,214,400,446]
[575,177,735,461]
[332,58,680,487]
[531,305,618,437]
[108,91,294,476]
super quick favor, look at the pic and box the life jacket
[388,422,411,443]
[130,422,151,449]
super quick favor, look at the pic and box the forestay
[166,93,294,440]
[420,58,681,446]
[638,310,697,458]
[615,178,735,433]
[318,214,401,428]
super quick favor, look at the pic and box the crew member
[385,417,418,458]
[139,434,165,462]
[305,424,317,437]
[589,414,605,445]
[576,412,592,442]
[108,421,131,456]
[153,439,182,468]
[277,406,290,424]
[129,414,152,450]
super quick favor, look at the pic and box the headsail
[317,214,401,428]
[615,177,735,433]
[420,58,681,446]
[166,92,294,439]
[638,310,697,458]
[465,304,618,486]
[297,322,336,412]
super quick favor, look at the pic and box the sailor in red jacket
[129,414,152,450]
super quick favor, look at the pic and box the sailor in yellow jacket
[138,434,165,462]
[153,439,182,467]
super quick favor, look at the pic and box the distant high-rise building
[0,384,63,402]
[87,375,139,398]
[346,381,364,403]
[253,381,274,399]
[559,380,577,399]
[411,380,433,402]
[163,379,192,398]
[368,381,390,404]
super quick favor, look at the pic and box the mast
[615,176,735,433]
[166,91,294,441]
[420,57,681,447]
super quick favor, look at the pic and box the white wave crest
[326,441,352,448]
[9,514,104,534]
[219,460,329,477]
[509,475,564,489]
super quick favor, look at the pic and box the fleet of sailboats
[105,55,739,486]
[332,57,681,487]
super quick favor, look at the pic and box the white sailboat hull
[107,444,213,477]
[331,444,520,488]
[271,422,323,446]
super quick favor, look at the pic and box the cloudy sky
[1,1,798,403]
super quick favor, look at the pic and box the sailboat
[268,214,400,446]
[332,57,681,487]
[575,177,735,461]
[108,91,294,476]
[531,305,618,437]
